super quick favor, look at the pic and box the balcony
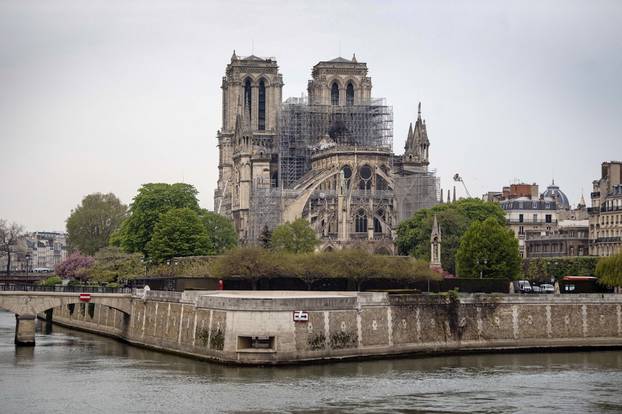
[506,219,555,226]
[595,236,622,243]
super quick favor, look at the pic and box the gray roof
[326,57,353,63]
[541,182,570,209]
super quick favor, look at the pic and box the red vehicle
[559,276,611,294]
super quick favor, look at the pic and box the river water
[1,310,622,414]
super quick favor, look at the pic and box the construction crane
[453,173,472,198]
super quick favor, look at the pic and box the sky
[1,0,621,232]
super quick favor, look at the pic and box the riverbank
[44,290,622,365]
[5,309,622,413]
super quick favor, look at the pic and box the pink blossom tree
[55,252,94,282]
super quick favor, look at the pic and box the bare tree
[0,219,25,276]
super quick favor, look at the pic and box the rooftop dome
[541,180,570,209]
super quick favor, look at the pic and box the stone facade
[490,182,585,258]
[525,219,589,258]
[589,161,622,256]
[213,53,439,253]
[46,290,622,365]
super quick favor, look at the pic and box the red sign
[293,310,309,322]
[79,293,91,302]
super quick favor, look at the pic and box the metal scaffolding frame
[277,97,393,188]
[393,170,441,223]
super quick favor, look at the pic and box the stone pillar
[15,314,36,346]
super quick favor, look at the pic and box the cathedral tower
[214,52,283,241]
[307,55,372,106]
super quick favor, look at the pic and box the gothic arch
[331,82,340,105]
[346,81,355,106]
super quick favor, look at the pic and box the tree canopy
[200,210,237,254]
[146,208,210,263]
[271,218,318,254]
[66,193,127,255]
[396,198,506,274]
[111,183,200,255]
[595,253,622,287]
[455,217,521,279]
[89,247,144,284]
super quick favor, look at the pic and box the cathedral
[214,52,439,254]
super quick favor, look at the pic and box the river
[1,310,622,413]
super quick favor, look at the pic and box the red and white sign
[79,293,91,302]
[293,310,309,322]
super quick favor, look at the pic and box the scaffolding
[278,97,393,188]
[393,170,441,223]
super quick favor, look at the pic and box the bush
[211,247,439,289]
[39,275,62,286]
[522,256,598,281]
[595,253,622,287]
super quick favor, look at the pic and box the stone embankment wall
[51,291,622,365]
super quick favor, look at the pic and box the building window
[358,165,372,191]
[533,214,537,223]
[244,78,252,117]
[355,209,367,233]
[374,217,382,233]
[346,82,354,106]
[258,80,266,130]
[545,214,552,223]
[331,82,339,106]
[519,214,524,223]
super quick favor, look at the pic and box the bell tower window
[331,82,339,106]
[258,80,266,130]
[346,82,354,106]
[244,79,252,118]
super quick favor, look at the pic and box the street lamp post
[477,258,488,279]
[25,253,31,278]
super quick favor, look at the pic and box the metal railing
[0,284,132,294]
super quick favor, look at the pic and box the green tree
[396,198,506,274]
[595,253,622,288]
[271,218,318,254]
[111,183,200,255]
[200,210,237,254]
[146,208,209,263]
[66,193,127,255]
[455,217,521,279]
[89,247,144,284]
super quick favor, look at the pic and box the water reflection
[0,310,622,414]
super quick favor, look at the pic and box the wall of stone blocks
[49,295,622,365]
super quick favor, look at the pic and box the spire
[579,193,586,208]
[403,102,429,164]
[440,188,444,203]
[231,49,238,61]
[430,215,442,270]
[431,215,440,238]
[452,186,456,202]
[352,53,357,63]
